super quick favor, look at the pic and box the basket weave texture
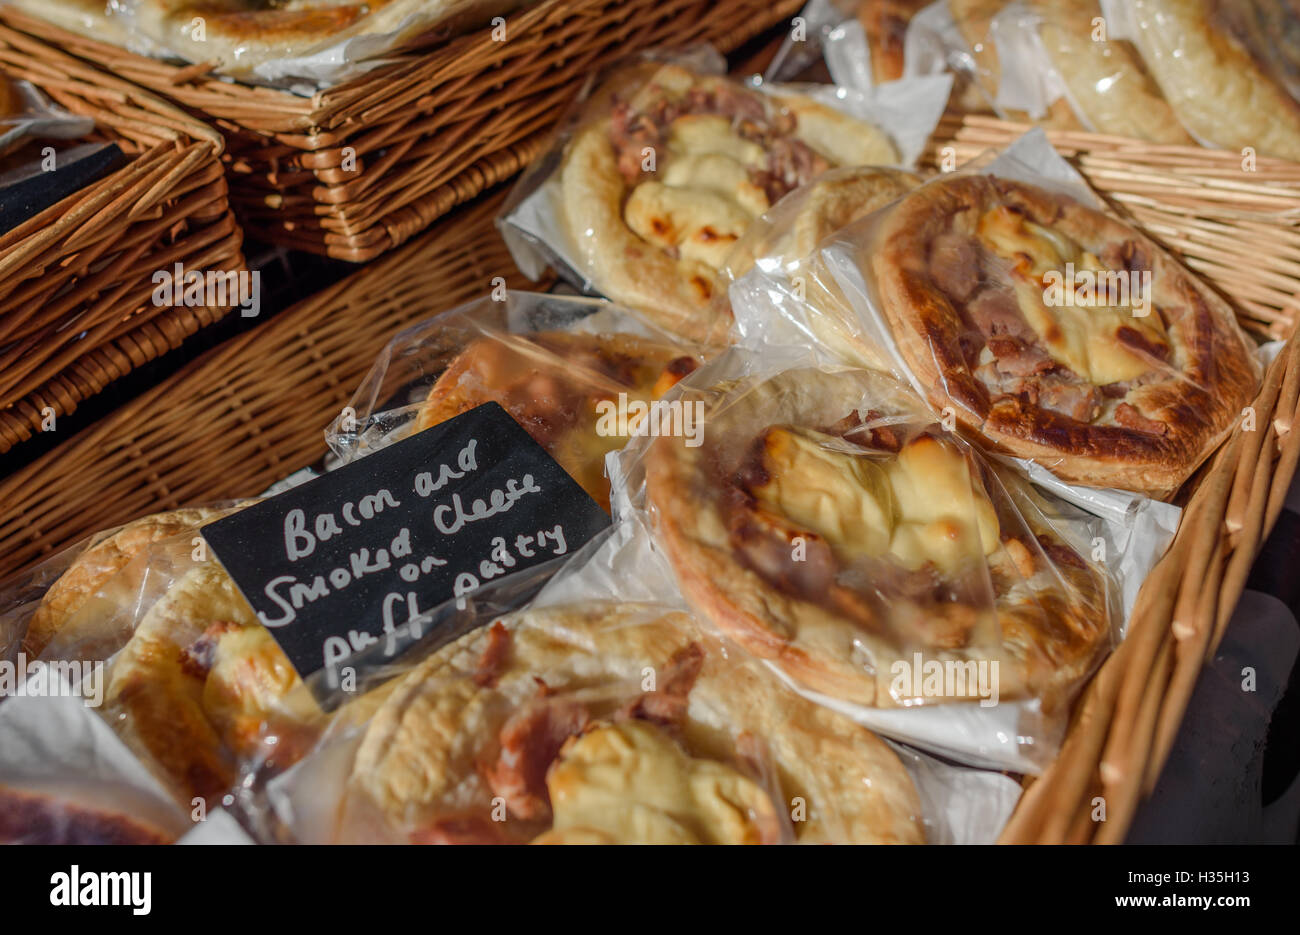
[0,189,528,575]
[0,20,245,454]
[0,0,804,261]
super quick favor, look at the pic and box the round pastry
[867,174,1260,497]
[24,508,320,805]
[558,62,898,343]
[24,507,220,659]
[415,330,701,511]
[341,603,925,844]
[1031,0,1191,144]
[644,367,1113,711]
[1129,0,1300,159]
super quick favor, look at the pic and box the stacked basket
[0,0,805,261]
[0,20,244,453]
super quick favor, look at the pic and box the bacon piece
[965,287,1035,342]
[1114,402,1167,436]
[1100,239,1152,276]
[986,335,1055,377]
[1036,535,1087,570]
[930,232,980,302]
[1038,380,1101,422]
[178,620,240,679]
[484,689,590,822]
[621,642,705,727]
[609,97,664,184]
[758,137,830,203]
[820,409,906,453]
[472,622,511,688]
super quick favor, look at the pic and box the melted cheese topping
[624,114,771,270]
[751,429,1000,572]
[976,206,1168,385]
[537,720,778,845]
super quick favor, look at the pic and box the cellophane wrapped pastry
[326,291,708,513]
[731,131,1262,499]
[0,506,324,826]
[497,45,939,344]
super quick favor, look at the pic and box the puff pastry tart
[341,603,924,843]
[1129,0,1300,159]
[24,508,319,806]
[644,368,1113,710]
[558,63,898,343]
[415,330,700,511]
[866,175,1260,498]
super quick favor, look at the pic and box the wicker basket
[0,21,244,454]
[0,188,532,575]
[1,117,1296,844]
[0,0,804,262]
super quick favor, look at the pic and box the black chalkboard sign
[201,403,609,690]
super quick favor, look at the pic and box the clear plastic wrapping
[733,130,1263,500]
[325,291,708,513]
[0,77,95,158]
[497,44,951,344]
[0,505,325,827]
[8,0,532,90]
[1120,0,1300,159]
[0,486,596,842]
[608,347,1126,771]
[267,518,1024,843]
[801,0,1299,150]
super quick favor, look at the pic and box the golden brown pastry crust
[24,507,224,659]
[415,330,700,511]
[344,604,925,844]
[869,175,1260,498]
[558,63,897,343]
[1031,0,1192,144]
[644,368,1112,710]
[1131,0,1300,159]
